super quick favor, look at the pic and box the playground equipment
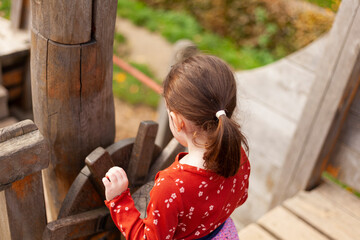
[0,0,359,239]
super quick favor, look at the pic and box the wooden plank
[338,109,360,151]
[284,190,360,240]
[350,85,360,116]
[31,0,92,44]
[10,0,23,29]
[146,137,185,182]
[0,120,48,188]
[271,1,360,207]
[236,58,315,122]
[0,191,11,240]
[327,143,360,192]
[132,181,154,219]
[4,171,47,240]
[238,223,277,240]
[44,207,115,240]
[20,57,32,111]
[0,85,9,119]
[316,181,360,220]
[85,147,115,200]
[127,121,158,187]
[106,138,135,171]
[2,67,24,88]
[155,99,173,149]
[258,206,329,240]
[58,167,103,219]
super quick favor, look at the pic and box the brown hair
[163,54,248,178]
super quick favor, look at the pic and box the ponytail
[203,115,248,178]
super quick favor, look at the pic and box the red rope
[113,55,163,95]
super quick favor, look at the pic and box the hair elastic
[216,110,226,119]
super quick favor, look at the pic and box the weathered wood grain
[3,171,47,240]
[31,0,92,44]
[127,121,158,187]
[58,167,103,219]
[147,138,185,182]
[238,223,277,240]
[271,1,360,207]
[258,206,328,240]
[0,191,11,240]
[284,190,360,240]
[338,107,360,151]
[316,180,360,219]
[85,147,115,200]
[44,207,115,240]
[133,181,154,219]
[106,138,135,171]
[327,143,360,193]
[0,117,17,129]
[0,120,48,188]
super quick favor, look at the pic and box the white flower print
[186,207,195,219]
[153,219,158,225]
[175,178,184,186]
[198,181,208,189]
[179,187,185,193]
[165,193,177,208]
[155,177,165,187]
[195,231,200,236]
[152,210,160,217]
[110,202,115,208]
[166,235,171,239]
[125,207,129,211]
[209,205,214,211]
[205,196,209,200]
[244,174,248,179]
[198,191,203,197]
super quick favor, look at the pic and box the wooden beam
[85,147,115,200]
[44,207,115,240]
[0,120,49,240]
[127,121,158,187]
[31,0,92,44]
[0,120,48,188]
[271,0,360,207]
[31,0,117,220]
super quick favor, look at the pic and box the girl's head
[163,54,248,178]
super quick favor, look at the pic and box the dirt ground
[113,18,173,141]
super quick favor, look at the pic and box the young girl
[103,54,250,240]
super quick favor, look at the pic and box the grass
[117,0,276,70]
[0,0,11,19]
[306,0,341,11]
[113,62,160,109]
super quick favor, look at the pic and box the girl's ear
[170,112,184,132]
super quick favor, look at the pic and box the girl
[103,54,250,240]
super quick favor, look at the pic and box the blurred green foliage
[113,62,160,108]
[306,0,341,11]
[0,0,11,19]
[117,0,276,69]
[136,0,337,64]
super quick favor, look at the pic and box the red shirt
[105,149,250,240]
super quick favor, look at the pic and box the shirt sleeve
[104,173,182,240]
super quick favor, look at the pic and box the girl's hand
[102,167,129,201]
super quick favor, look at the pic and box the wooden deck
[238,181,360,240]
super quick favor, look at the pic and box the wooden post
[11,0,31,30]
[271,0,360,207]
[0,120,49,240]
[30,0,117,220]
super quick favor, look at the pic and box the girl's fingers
[102,177,110,187]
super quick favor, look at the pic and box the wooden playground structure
[0,0,359,239]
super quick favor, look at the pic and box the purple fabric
[212,218,239,240]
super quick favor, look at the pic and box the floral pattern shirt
[104,149,250,240]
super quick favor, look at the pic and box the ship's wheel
[43,121,184,239]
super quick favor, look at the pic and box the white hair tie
[216,110,226,119]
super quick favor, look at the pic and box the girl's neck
[179,139,207,169]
